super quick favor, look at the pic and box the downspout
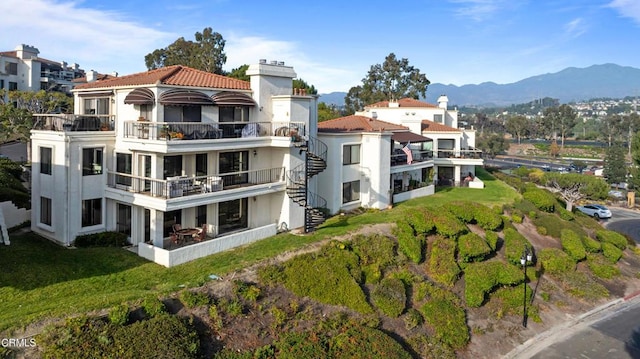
[65,134,72,246]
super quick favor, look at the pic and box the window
[342,180,360,204]
[83,98,109,115]
[8,82,17,91]
[219,151,248,186]
[196,153,208,177]
[0,79,4,89]
[196,205,207,227]
[40,147,52,175]
[116,203,131,236]
[434,114,443,123]
[163,155,183,179]
[82,148,103,175]
[163,209,182,237]
[116,153,132,186]
[5,62,17,75]
[40,197,52,226]
[219,106,249,122]
[343,144,360,165]
[164,105,201,122]
[218,198,248,235]
[82,198,102,227]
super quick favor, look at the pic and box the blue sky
[1,0,639,94]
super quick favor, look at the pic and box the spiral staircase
[285,136,328,232]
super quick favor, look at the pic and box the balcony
[391,149,434,167]
[106,167,285,199]
[122,121,306,141]
[33,114,114,131]
[435,149,483,159]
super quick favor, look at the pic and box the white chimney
[437,95,449,109]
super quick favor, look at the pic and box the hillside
[320,64,640,107]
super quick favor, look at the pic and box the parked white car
[576,204,612,219]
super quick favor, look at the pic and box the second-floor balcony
[33,114,114,131]
[123,121,306,141]
[390,149,482,166]
[106,167,285,199]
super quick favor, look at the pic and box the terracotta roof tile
[74,65,251,91]
[421,120,461,132]
[0,51,17,58]
[366,98,438,108]
[318,115,408,132]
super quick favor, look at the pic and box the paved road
[606,207,640,244]
[0,141,27,162]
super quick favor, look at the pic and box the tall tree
[505,115,529,144]
[542,105,576,148]
[476,133,507,159]
[145,27,227,74]
[544,172,609,211]
[344,53,430,114]
[292,79,318,95]
[603,142,627,188]
[227,64,250,81]
[318,102,342,122]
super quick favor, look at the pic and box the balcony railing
[390,149,482,166]
[123,121,306,141]
[107,167,285,199]
[33,114,114,131]
[435,149,483,159]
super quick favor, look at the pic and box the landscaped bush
[532,212,586,239]
[272,331,328,359]
[601,242,623,263]
[503,228,532,266]
[511,213,523,223]
[279,247,372,314]
[407,334,457,359]
[485,231,499,251]
[74,231,128,247]
[581,235,602,253]
[393,220,424,264]
[351,234,396,270]
[556,206,575,221]
[446,201,475,223]
[432,209,467,238]
[427,235,460,286]
[234,280,261,302]
[490,284,537,321]
[371,277,406,318]
[558,271,609,300]
[537,248,575,274]
[108,303,129,326]
[328,325,412,359]
[179,290,210,308]
[523,186,555,212]
[464,261,522,307]
[458,232,492,262]
[403,308,423,330]
[596,230,627,250]
[561,229,586,262]
[587,253,620,279]
[473,206,503,231]
[142,296,166,318]
[405,207,436,234]
[420,294,469,349]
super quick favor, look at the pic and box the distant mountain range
[319,63,640,108]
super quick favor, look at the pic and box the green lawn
[0,167,518,332]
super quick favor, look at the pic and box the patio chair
[194,224,206,242]
[170,233,179,245]
[172,224,182,233]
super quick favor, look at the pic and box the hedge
[503,228,532,266]
[351,234,396,270]
[581,235,602,253]
[420,298,469,349]
[485,231,499,251]
[458,232,492,262]
[596,230,627,250]
[473,206,503,231]
[371,277,407,318]
[432,209,468,238]
[74,231,128,247]
[406,207,436,234]
[538,248,575,274]
[587,253,620,279]
[446,201,475,223]
[464,261,523,307]
[394,220,424,264]
[560,229,586,261]
[601,242,623,263]
[427,235,460,286]
[522,186,555,213]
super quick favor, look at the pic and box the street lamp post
[521,246,533,328]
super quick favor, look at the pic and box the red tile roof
[366,98,438,108]
[318,115,408,132]
[74,65,251,91]
[421,120,461,132]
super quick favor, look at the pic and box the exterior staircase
[286,136,328,232]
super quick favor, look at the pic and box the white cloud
[448,0,509,21]
[564,18,587,38]
[0,0,175,74]
[225,33,359,93]
[607,0,640,25]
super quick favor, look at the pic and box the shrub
[432,207,467,238]
[558,271,609,300]
[473,207,503,231]
[596,230,627,250]
[523,187,555,212]
[581,235,602,253]
[458,232,492,262]
[179,290,210,308]
[403,308,423,330]
[407,334,457,359]
[464,261,522,307]
[485,231,499,251]
[371,277,406,318]
[601,242,623,263]
[406,207,436,234]
[427,235,461,286]
[511,213,523,223]
[420,297,469,349]
[394,220,424,264]
[351,234,396,270]
[142,296,165,318]
[446,201,475,223]
[587,253,620,279]
[503,228,532,266]
[108,303,129,326]
[272,331,328,359]
[538,248,575,274]
[561,229,586,262]
[234,280,261,302]
[537,226,547,235]
[74,231,128,247]
[528,211,537,219]
[556,207,575,221]
[328,325,412,359]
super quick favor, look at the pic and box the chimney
[86,70,98,82]
[437,94,449,109]
[259,59,267,64]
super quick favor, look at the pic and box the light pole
[521,246,533,328]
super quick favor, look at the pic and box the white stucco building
[30,60,324,266]
[317,97,483,214]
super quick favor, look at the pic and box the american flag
[402,143,413,164]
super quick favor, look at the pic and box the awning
[159,89,215,106]
[77,90,113,97]
[211,91,256,106]
[392,131,432,143]
[124,88,155,105]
